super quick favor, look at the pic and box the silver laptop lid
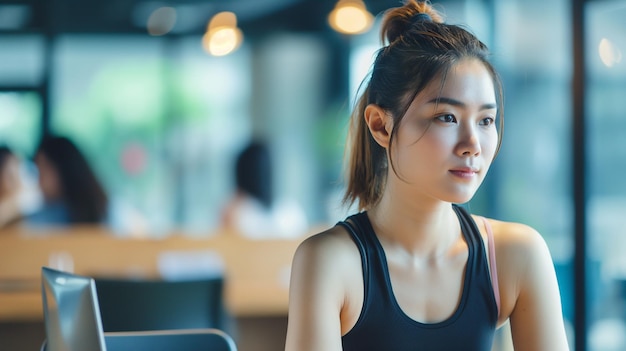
[41,266,107,351]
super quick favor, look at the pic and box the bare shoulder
[288,223,364,324]
[294,224,361,268]
[476,217,558,315]
[473,215,548,255]
[484,218,551,261]
[287,224,364,350]
[476,218,569,349]
[473,216,553,278]
[480,217,555,284]
[290,223,364,311]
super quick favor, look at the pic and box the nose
[455,124,481,157]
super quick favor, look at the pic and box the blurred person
[220,140,307,238]
[27,135,108,225]
[0,146,27,228]
[286,1,569,350]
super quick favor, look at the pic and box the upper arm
[285,229,350,351]
[503,224,570,351]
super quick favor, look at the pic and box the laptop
[41,266,238,351]
[41,266,107,351]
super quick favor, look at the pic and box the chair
[41,328,237,351]
[104,328,237,351]
[94,277,232,334]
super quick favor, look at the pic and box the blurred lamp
[202,11,243,57]
[599,38,622,68]
[146,7,177,36]
[328,0,373,35]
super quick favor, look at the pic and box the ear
[364,104,392,149]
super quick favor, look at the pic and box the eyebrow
[427,97,497,111]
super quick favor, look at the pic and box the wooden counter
[0,226,307,322]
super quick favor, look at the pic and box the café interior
[1,0,625,350]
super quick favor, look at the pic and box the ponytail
[342,84,387,211]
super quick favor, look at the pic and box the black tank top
[338,204,497,351]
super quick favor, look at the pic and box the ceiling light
[328,0,373,35]
[202,12,243,57]
[599,38,622,68]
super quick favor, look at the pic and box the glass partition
[586,1,626,350]
[485,0,574,347]
[0,91,41,156]
[51,35,252,235]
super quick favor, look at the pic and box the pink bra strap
[481,216,501,317]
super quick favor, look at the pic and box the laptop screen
[41,266,107,351]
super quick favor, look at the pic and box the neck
[367,189,460,259]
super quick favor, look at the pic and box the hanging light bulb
[328,0,373,35]
[202,11,243,57]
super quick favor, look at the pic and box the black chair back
[95,277,229,333]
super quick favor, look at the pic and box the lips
[449,167,478,178]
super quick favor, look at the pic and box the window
[51,35,252,235]
[0,91,41,156]
[586,1,626,350]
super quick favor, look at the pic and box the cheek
[397,119,451,148]
[414,127,457,154]
[482,129,499,160]
[37,166,59,198]
[392,128,451,174]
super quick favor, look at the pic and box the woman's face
[0,155,21,199]
[389,58,499,204]
[35,153,62,201]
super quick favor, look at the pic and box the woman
[285,1,569,350]
[29,136,108,225]
[220,141,274,236]
[0,146,25,228]
[221,140,308,238]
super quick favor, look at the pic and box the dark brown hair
[343,0,504,210]
[35,136,109,224]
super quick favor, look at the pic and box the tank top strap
[452,205,499,320]
[336,213,370,293]
[452,204,481,268]
[336,211,396,307]
[479,216,501,316]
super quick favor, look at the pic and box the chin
[448,197,474,205]
[442,190,477,205]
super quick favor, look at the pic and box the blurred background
[0,0,625,350]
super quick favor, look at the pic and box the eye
[479,117,495,126]
[436,114,457,123]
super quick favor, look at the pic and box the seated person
[27,135,108,225]
[220,141,307,238]
[0,146,27,228]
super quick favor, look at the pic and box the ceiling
[0,0,401,37]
